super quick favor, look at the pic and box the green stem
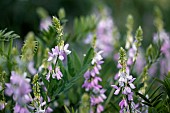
[8,39,13,58]
[1,41,4,53]
[104,88,114,107]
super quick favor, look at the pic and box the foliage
[0,5,170,113]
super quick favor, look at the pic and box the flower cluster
[149,30,170,76]
[46,43,71,81]
[5,71,31,113]
[114,25,143,80]
[46,65,63,81]
[111,48,136,113]
[84,10,120,58]
[96,17,114,56]
[82,51,106,113]
[47,43,71,62]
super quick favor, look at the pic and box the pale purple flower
[5,72,31,104]
[28,61,37,75]
[122,86,131,95]
[128,78,136,89]
[111,54,136,112]
[119,99,128,109]
[14,103,30,113]
[5,71,31,113]
[39,97,53,113]
[96,17,114,57]
[114,73,119,80]
[84,33,93,44]
[148,63,158,76]
[82,51,106,113]
[97,104,104,113]
[52,67,63,80]
[63,44,72,55]
[151,30,170,76]
[153,30,169,43]
[46,107,53,113]
[135,50,146,74]
[46,65,52,81]
[161,41,170,55]
[84,70,91,79]
[128,92,134,101]
[118,72,126,87]
[46,43,71,81]
[0,101,6,110]
[114,53,119,61]
[90,89,106,106]
[82,80,92,91]
[40,17,52,31]
[160,59,167,76]
[46,66,63,81]
[91,51,103,65]
[111,85,121,95]
[47,44,71,62]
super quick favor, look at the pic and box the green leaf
[72,50,81,72]
[149,86,161,99]
[0,88,5,95]
[150,107,159,113]
[136,92,150,103]
[145,78,156,95]
[64,105,71,113]
[0,48,3,55]
[60,63,90,94]
[152,99,162,107]
[155,78,164,85]
[151,92,163,103]
[163,77,170,98]
[0,28,20,41]
[83,47,94,65]
[71,107,75,113]
[67,54,76,77]
[142,102,152,107]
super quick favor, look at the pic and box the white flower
[92,51,103,65]
[63,44,71,55]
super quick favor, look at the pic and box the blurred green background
[0,0,170,42]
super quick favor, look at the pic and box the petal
[65,50,71,55]
[59,55,64,61]
[114,88,121,95]
[47,56,53,62]
[127,75,133,80]
[125,87,131,93]
[111,85,118,89]
[64,44,69,50]
[130,78,136,83]
[129,83,136,89]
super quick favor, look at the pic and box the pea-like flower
[82,51,106,113]
[47,44,71,62]
[5,71,31,113]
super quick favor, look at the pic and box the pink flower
[119,99,128,109]
[47,44,71,62]
[111,85,121,95]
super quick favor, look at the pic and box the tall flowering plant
[1,6,170,113]
[111,48,137,113]
[82,36,106,113]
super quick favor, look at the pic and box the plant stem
[8,39,13,58]
[104,88,114,107]
[2,41,4,53]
